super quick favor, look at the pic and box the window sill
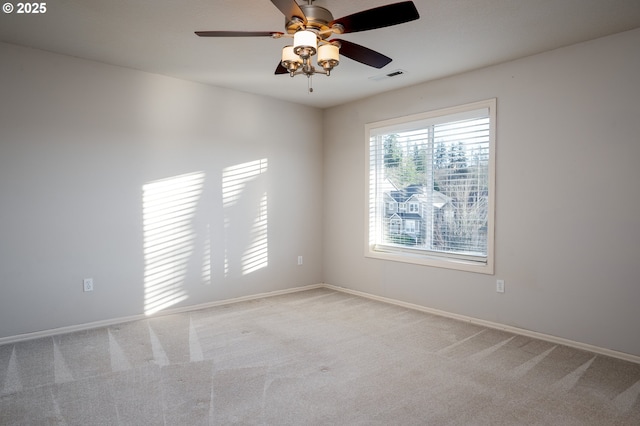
[365,247,494,275]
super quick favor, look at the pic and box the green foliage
[382,136,488,255]
[435,142,447,169]
[448,141,468,169]
[383,134,402,169]
[389,233,417,246]
[413,145,428,173]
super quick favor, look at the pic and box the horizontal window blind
[367,101,495,269]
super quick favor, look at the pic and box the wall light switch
[496,279,505,293]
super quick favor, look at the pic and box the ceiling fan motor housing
[287,4,341,39]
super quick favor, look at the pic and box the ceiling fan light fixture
[293,30,317,58]
[281,45,302,75]
[317,43,339,75]
[196,1,421,91]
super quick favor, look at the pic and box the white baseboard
[323,283,640,365]
[2,282,638,365]
[0,284,324,346]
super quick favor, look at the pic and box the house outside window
[404,220,416,234]
[366,99,496,274]
[389,217,402,234]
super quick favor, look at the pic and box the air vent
[369,69,407,82]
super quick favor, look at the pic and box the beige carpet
[1,287,639,425]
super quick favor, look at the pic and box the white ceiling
[1,0,640,108]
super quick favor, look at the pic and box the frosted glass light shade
[318,44,339,67]
[281,45,302,73]
[282,46,301,64]
[293,30,317,57]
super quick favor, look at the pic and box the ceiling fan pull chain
[308,74,313,93]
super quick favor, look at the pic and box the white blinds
[368,105,492,262]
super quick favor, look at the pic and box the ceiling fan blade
[330,1,419,34]
[332,39,392,69]
[275,62,289,75]
[195,31,283,37]
[270,0,307,24]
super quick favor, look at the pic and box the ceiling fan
[195,0,419,85]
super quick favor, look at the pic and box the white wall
[3,28,639,357]
[0,42,324,338]
[323,28,640,357]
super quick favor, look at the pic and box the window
[390,218,402,234]
[366,99,496,274]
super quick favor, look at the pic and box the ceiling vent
[369,69,407,81]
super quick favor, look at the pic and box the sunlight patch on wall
[243,193,268,275]
[222,159,269,276]
[143,172,205,315]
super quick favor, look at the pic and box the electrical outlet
[297,256,303,265]
[496,279,505,293]
[83,278,94,292]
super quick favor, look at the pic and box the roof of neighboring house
[431,192,451,209]
[387,213,423,220]
[386,184,425,203]
[385,184,451,209]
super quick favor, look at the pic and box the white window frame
[365,99,496,274]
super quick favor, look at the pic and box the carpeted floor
[1,287,639,425]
